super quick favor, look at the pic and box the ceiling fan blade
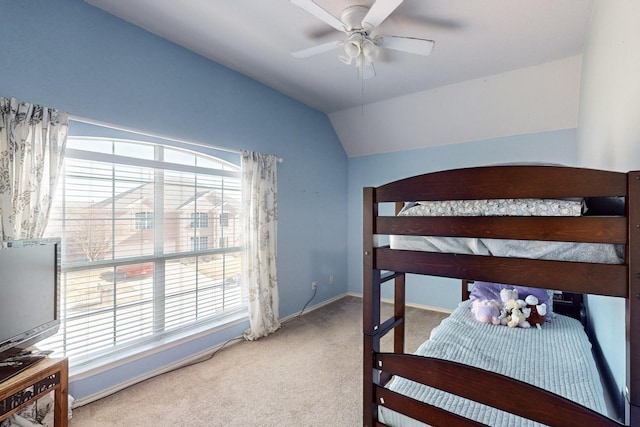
[379,35,435,56]
[291,40,342,59]
[362,0,403,29]
[290,0,345,32]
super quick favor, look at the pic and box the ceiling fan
[290,0,435,79]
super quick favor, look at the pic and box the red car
[117,263,153,278]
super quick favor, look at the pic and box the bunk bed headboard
[362,165,640,426]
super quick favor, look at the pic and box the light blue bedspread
[378,300,608,426]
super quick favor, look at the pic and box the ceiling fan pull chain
[361,69,365,116]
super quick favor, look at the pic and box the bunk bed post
[627,172,640,424]
[393,202,406,355]
[394,274,406,354]
[363,187,380,427]
[462,279,473,301]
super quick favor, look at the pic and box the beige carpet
[69,295,449,427]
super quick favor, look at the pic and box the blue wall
[0,0,348,401]
[347,130,578,309]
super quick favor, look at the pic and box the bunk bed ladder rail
[363,189,408,427]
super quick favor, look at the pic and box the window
[191,236,208,251]
[190,212,209,229]
[135,212,153,230]
[43,135,243,367]
[219,212,229,228]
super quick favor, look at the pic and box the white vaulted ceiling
[84,0,594,156]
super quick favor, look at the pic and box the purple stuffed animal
[470,299,502,325]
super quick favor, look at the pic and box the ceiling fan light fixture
[344,38,362,58]
[362,39,379,62]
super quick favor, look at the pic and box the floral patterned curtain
[241,150,280,340]
[0,97,68,240]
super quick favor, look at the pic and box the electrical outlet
[311,281,317,290]
[329,275,334,285]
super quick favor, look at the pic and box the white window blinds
[43,137,244,366]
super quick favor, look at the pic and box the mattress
[389,199,624,264]
[389,234,623,264]
[377,300,608,427]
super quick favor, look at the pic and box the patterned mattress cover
[389,199,623,264]
[378,300,608,426]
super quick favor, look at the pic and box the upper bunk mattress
[378,300,609,427]
[389,199,623,264]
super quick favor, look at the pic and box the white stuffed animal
[499,288,531,328]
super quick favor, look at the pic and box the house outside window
[43,134,244,368]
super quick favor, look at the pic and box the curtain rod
[68,114,284,163]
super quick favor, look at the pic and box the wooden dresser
[0,358,68,427]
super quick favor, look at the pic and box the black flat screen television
[0,238,61,364]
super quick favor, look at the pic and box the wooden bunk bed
[363,165,640,426]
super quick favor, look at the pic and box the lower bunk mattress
[378,300,608,427]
